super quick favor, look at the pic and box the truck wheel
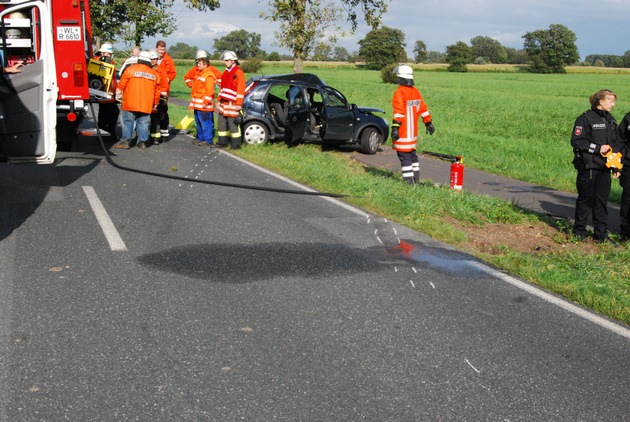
[243,121,269,145]
[359,127,381,155]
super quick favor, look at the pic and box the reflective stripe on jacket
[392,85,431,152]
[117,63,160,114]
[218,65,246,117]
[188,66,219,112]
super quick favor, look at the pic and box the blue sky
[142,0,630,60]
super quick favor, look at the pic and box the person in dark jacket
[615,110,630,242]
[570,89,620,243]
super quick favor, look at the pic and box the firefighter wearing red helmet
[391,64,435,183]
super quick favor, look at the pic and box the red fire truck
[0,0,94,163]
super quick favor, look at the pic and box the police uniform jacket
[571,107,619,171]
[616,112,630,167]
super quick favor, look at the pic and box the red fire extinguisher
[450,156,464,190]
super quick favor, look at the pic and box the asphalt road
[1,133,629,421]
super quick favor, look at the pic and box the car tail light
[73,63,84,86]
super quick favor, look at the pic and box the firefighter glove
[425,122,435,135]
[391,121,401,141]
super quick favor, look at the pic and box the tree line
[90,0,617,74]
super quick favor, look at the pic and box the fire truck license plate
[57,27,81,41]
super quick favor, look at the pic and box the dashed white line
[82,186,127,251]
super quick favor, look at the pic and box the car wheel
[359,127,381,155]
[243,121,269,145]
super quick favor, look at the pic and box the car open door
[320,86,354,141]
[284,85,309,144]
[0,2,58,164]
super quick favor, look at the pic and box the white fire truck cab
[0,0,93,164]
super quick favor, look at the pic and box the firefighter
[617,110,630,242]
[184,50,220,88]
[188,56,220,146]
[155,40,177,138]
[571,89,620,243]
[114,51,161,150]
[390,64,435,184]
[148,49,170,145]
[95,42,120,143]
[118,46,140,78]
[216,50,246,149]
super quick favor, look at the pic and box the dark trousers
[98,102,120,141]
[573,168,611,240]
[619,172,630,237]
[396,150,420,183]
[217,113,242,148]
[158,98,169,131]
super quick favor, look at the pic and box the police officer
[571,89,620,243]
[390,64,435,184]
[616,109,630,242]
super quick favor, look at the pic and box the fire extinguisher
[450,156,464,190]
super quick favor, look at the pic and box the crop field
[172,63,630,199]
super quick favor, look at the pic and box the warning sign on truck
[57,26,81,41]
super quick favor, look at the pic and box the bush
[381,63,398,84]
[240,58,263,73]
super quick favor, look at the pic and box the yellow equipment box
[87,58,116,93]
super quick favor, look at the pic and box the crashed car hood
[356,106,385,114]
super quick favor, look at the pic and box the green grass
[168,65,630,325]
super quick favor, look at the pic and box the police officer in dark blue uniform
[616,110,630,242]
[570,89,620,243]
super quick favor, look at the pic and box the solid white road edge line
[82,186,128,251]
[225,152,630,340]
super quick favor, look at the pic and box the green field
[169,64,630,325]
[172,63,630,198]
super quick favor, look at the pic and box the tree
[90,0,220,47]
[522,24,579,74]
[426,51,446,63]
[358,26,406,70]
[505,47,529,64]
[413,40,427,63]
[446,41,472,72]
[261,0,388,73]
[213,30,263,59]
[332,46,350,62]
[312,43,333,61]
[470,36,507,64]
[168,42,199,60]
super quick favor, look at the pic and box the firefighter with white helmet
[114,50,161,149]
[390,63,436,184]
[184,49,220,88]
[93,42,119,142]
[216,50,245,149]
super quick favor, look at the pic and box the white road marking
[469,261,630,340]
[224,152,630,341]
[82,186,127,251]
[410,280,415,288]
[465,359,481,373]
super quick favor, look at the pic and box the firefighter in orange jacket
[94,42,120,143]
[155,40,177,137]
[391,64,435,184]
[189,57,220,146]
[113,51,161,150]
[216,50,246,149]
[184,50,221,88]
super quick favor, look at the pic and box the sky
[141,0,630,60]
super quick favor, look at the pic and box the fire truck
[0,0,94,164]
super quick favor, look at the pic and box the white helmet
[148,49,159,60]
[99,42,114,54]
[394,64,413,80]
[138,50,151,64]
[195,50,208,60]
[221,50,238,61]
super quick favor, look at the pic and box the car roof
[248,73,327,86]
